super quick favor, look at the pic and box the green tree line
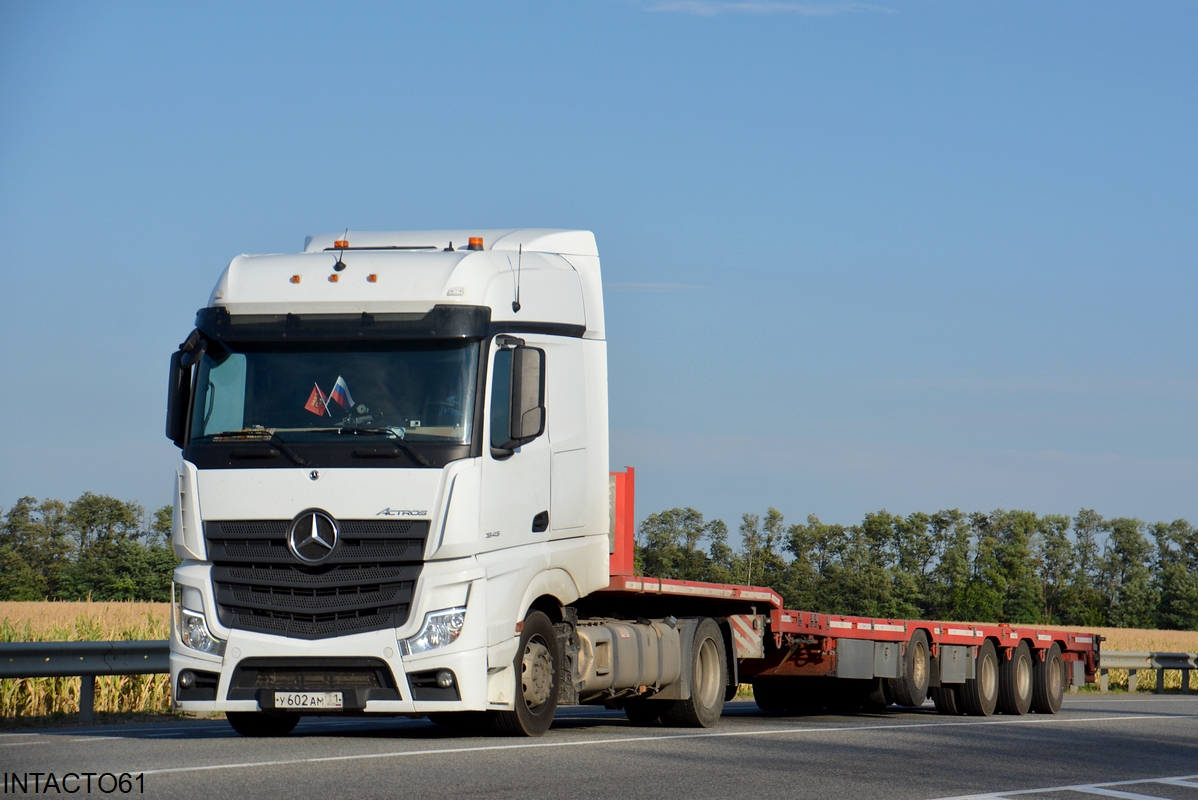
[637,506,1198,630]
[0,494,179,602]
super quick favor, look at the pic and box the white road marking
[930,772,1198,799]
[127,712,1198,778]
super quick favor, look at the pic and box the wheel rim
[521,637,553,710]
[980,654,997,699]
[694,637,721,708]
[1016,655,1031,698]
[912,641,927,689]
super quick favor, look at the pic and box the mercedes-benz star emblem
[287,510,338,564]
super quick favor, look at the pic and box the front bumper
[171,556,512,714]
[171,628,494,714]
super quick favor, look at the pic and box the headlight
[173,582,225,656]
[402,607,466,655]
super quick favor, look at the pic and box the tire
[997,641,1034,715]
[1031,643,1065,714]
[226,711,299,737]
[661,618,727,728]
[826,679,871,714]
[887,629,931,707]
[863,678,890,712]
[959,640,999,717]
[492,611,559,737]
[751,680,789,713]
[929,685,961,715]
[624,698,674,726]
[785,679,826,715]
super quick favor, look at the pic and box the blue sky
[1,1,1196,533]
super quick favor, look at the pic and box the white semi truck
[166,229,1099,737]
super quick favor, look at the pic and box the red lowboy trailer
[588,468,1099,720]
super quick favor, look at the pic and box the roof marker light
[334,239,349,249]
[328,274,339,283]
[367,274,378,283]
[290,275,301,284]
[467,237,484,250]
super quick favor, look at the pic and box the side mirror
[165,350,191,448]
[509,346,545,442]
[490,344,546,454]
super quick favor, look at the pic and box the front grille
[206,518,429,640]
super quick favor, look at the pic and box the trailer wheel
[785,679,826,715]
[751,680,789,713]
[959,640,999,716]
[624,699,673,726]
[887,629,930,707]
[492,611,559,737]
[226,712,299,737]
[997,641,1033,715]
[1031,644,1065,714]
[929,686,961,715]
[864,678,890,712]
[661,618,726,728]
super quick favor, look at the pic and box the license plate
[274,691,343,709]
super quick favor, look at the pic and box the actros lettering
[376,508,428,517]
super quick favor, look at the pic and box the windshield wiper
[194,430,310,467]
[306,427,433,467]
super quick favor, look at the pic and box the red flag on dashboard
[304,383,330,416]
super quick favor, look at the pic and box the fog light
[435,670,454,689]
[178,670,196,689]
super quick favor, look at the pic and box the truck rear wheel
[1031,644,1065,714]
[226,711,299,737]
[929,685,961,715]
[998,641,1034,715]
[493,611,559,737]
[886,629,930,707]
[661,618,726,728]
[959,640,999,717]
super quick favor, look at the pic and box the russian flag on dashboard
[330,376,354,409]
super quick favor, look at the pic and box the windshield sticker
[330,375,355,409]
[304,383,332,416]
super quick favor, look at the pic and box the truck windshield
[190,340,479,444]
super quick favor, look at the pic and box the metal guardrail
[1097,650,1198,694]
[0,640,169,724]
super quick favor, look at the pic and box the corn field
[0,602,173,718]
[2,603,1196,717]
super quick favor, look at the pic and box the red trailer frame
[597,468,1099,690]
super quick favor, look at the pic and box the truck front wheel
[493,611,559,737]
[661,618,727,728]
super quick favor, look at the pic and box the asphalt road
[3,695,1197,800]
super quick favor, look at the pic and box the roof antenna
[512,243,522,313]
[333,228,348,272]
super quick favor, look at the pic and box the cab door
[478,335,551,554]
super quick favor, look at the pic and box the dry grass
[1040,624,1198,654]
[0,602,174,719]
